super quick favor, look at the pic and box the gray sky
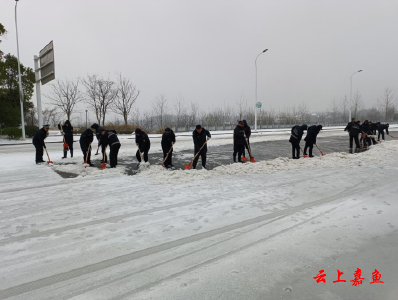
[1,0,398,121]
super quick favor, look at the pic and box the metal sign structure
[34,40,55,128]
[256,102,262,109]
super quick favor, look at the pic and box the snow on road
[0,130,397,300]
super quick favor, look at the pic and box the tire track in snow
[0,174,382,299]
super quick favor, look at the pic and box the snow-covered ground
[0,128,397,300]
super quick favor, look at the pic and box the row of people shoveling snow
[32,119,395,166]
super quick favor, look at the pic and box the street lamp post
[349,70,362,121]
[85,110,88,129]
[15,0,26,139]
[255,49,268,131]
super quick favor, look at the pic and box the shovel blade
[242,157,248,162]
[304,155,308,158]
[100,163,106,169]
[184,163,192,170]
[47,161,53,164]
[250,157,256,163]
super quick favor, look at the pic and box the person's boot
[62,150,67,159]
[70,149,73,158]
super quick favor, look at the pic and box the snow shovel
[315,144,325,156]
[58,122,69,151]
[162,144,174,167]
[245,138,256,163]
[44,147,53,164]
[390,135,397,139]
[100,146,107,169]
[185,141,208,170]
[95,145,100,155]
[300,146,308,158]
[82,143,92,167]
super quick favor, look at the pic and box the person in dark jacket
[344,118,356,133]
[161,127,176,168]
[60,120,74,158]
[370,121,378,135]
[32,124,50,164]
[80,129,94,166]
[233,121,246,163]
[360,120,371,148]
[91,123,107,163]
[367,121,378,145]
[135,128,151,164]
[377,123,390,141]
[349,120,361,151]
[304,125,323,157]
[242,119,251,160]
[192,125,211,169]
[289,124,308,159]
[98,128,121,168]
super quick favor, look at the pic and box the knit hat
[196,125,202,130]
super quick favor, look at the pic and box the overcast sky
[1,0,398,122]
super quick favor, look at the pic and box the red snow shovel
[390,135,397,139]
[100,146,107,169]
[45,147,53,164]
[315,144,325,156]
[300,146,308,158]
[82,143,92,166]
[245,138,256,163]
[162,144,174,167]
[185,141,208,170]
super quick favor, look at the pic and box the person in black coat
[192,125,211,169]
[135,128,150,163]
[304,125,323,157]
[161,127,176,168]
[80,129,94,166]
[349,120,361,150]
[98,128,121,168]
[233,121,246,163]
[289,124,308,159]
[367,121,378,145]
[377,123,390,141]
[370,121,378,135]
[344,118,356,133]
[242,119,251,160]
[360,120,372,148]
[32,124,50,164]
[91,123,107,163]
[59,120,74,158]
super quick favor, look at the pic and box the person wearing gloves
[304,125,323,157]
[98,128,121,168]
[91,123,107,163]
[135,128,151,165]
[233,121,246,163]
[32,124,50,164]
[161,127,176,168]
[376,123,390,141]
[349,120,361,151]
[60,120,74,158]
[80,128,94,166]
[192,125,211,169]
[241,119,251,160]
[289,124,308,159]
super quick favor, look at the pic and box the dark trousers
[304,142,313,157]
[81,143,91,164]
[363,136,371,147]
[349,135,360,148]
[242,138,249,157]
[110,143,121,168]
[63,143,73,158]
[163,149,173,166]
[233,144,244,162]
[378,131,385,140]
[34,144,44,163]
[290,141,300,159]
[136,144,150,163]
[193,149,207,169]
[101,144,107,163]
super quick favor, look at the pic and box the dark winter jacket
[135,128,150,151]
[349,123,361,136]
[304,125,322,144]
[344,121,355,132]
[99,130,120,148]
[289,124,308,143]
[361,121,371,135]
[161,128,176,152]
[242,120,251,139]
[91,123,102,141]
[79,129,94,148]
[370,123,377,134]
[192,128,211,151]
[61,120,74,145]
[233,125,246,146]
[377,124,389,135]
[32,128,47,148]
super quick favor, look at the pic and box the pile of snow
[53,162,127,177]
[139,141,398,184]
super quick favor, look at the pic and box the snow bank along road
[0,129,398,299]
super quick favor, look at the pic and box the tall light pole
[85,110,88,129]
[349,70,362,121]
[15,0,26,140]
[255,49,268,131]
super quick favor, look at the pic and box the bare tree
[152,94,168,129]
[46,78,81,120]
[235,95,247,120]
[42,107,60,126]
[339,95,349,122]
[297,103,309,123]
[352,91,364,119]
[173,95,187,127]
[112,72,140,127]
[97,77,116,125]
[328,98,340,123]
[377,87,397,121]
[82,74,102,125]
[188,101,199,127]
